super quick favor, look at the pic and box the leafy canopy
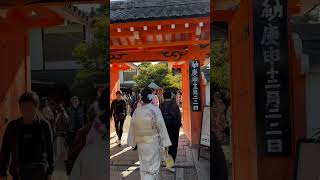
[133,63,181,92]
[210,40,229,92]
[71,15,109,98]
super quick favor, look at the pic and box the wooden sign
[253,0,291,155]
[200,106,210,147]
[189,60,201,112]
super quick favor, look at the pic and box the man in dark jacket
[110,91,127,146]
[0,92,54,180]
[67,96,84,132]
[66,96,84,147]
[159,90,182,172]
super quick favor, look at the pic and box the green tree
[71,15,109,98]
[211,40,229,92]
[133,63,181,92]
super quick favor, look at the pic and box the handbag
[15,119,48,180]
[160,101,181,128]
[161,148,174,168]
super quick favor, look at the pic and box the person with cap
[110,91,127,146]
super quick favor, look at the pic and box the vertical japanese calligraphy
[190,60,201,112]
[253,0,291,155]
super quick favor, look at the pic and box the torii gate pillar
[0,5,64,139]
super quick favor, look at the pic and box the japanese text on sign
[190,60,201,111]
[254,0,291,155]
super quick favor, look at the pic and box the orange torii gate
[212,0,305,180]
[0,0,103,139]
[110,14,210,144]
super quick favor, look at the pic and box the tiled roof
[110,0,210,23]
[308,4,320,23]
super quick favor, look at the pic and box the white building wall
[119,70,124,84]
[205,83,210,106]
[306,72,320,137]
[29,24,85,71]
[29,28,44,70]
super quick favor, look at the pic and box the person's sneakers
[117,139,122,146]
[166,167,175,173]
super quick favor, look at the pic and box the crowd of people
[0,91,107,180]
[110,87,182,180]
[212,91,231,145]
[212,91,232,180]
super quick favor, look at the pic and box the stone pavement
[192,146,210,180]
[52,155,69,180]
[110,117,199,180]
[222,145,233,180]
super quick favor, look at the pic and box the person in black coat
[212,132,228,180]
[110,91,127,146]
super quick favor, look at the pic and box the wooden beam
[111,17,210,28]
[111,40,209,50]
[110,44,209,64]
[0,0,104,7]
[212,10,236,21]
[111,24,210,38]
[24,5,64,27]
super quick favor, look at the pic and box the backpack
[160,101,178,128]
[14,119,49,180]
[55,112,69,137]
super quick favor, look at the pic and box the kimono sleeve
[127,110,136,148]
[154,108,172,148]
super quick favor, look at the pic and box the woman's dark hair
[19,92,40,107]
[116,91,122,95]
[163,91,172,99]
[141,88,153,103]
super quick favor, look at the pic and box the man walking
[66,96,84,147]
[159,90,182,172]
[110,91,127,146]
[0,92,54,180]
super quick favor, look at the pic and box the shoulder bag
[15,119,48,180]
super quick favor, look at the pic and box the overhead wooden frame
[2,5,65,27]
[110,44,210,64]
[110,17,210,51]
[0,0,105,7]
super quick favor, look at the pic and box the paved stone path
[52,156,69,180]
[110,117,198,180]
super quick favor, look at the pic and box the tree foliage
[211,40,229,92]
[71,15,109,98]
[133,63,181,92]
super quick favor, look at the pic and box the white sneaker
[166,167,175,173]
[117,139,121,146]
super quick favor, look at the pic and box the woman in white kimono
[69,102,108,180]
[128,87,172,180]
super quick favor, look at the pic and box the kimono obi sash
[133,109,157,144]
